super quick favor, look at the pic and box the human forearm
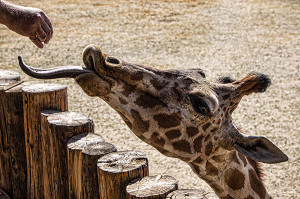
[0,0,53,48]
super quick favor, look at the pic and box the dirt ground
[1,0,299,198]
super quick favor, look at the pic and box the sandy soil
[1,0,299,198]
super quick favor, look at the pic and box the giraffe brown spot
[130,71,144,81]
[119,97,128,105]
[224,168,245,190]
[205,141,213,157]
[150,132,165,147]
[212,155,225,163]
[135,93,166,109]
[190,162,200,174]
[173,82,183,102]
[222,94,231,100]
[165,129,181,140]
[153,113,181,129]
[150,79,167,90]
[118,111,132,129]
[194,135,204,152]
[130,109,150,133]
[222,106,227,112]
[206,161,218,176]
[186,126,198,137]
[244,196,255,199]
[202,123,211,131]
[173,140,191,153]
[211,127,219,133]
[204,135,210,142]
[238,152,248,166]
[193,156,203,164]
[122,84,135,97]
[249,169,266,198]
[221,194,234,199]
[210,183,224,194]
[229,151,240,165]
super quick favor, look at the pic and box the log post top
[0,70,20,81]
[46,111,92,127]
[82,142,117,156]
[126,175,178,198]
[22,83,67,93]
[97,151,148,173]
[67,133,105,151]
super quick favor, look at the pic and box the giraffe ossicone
[19,44,288,199]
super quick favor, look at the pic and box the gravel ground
[1,0,299,198]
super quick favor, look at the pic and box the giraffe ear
[233,136,288,164]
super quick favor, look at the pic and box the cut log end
[0,70,20,81]
[97,151,148,173]
[67,133,105,150]
[47,111,92,126]
[166,189,211,199]
[126,175,178,199]
[22,83,67,93]
[82,142,117,156]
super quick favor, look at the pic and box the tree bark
[22,83,68,199]
[126,175,178,199]
[81,142,117,199]
[67,133,106,199]
[3,81,38,198]
[97,151,149,199]
[41,111,94,199]
[0,70,21,197]
[166,189,210,199]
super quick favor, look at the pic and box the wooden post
[41,111,94,199]
[81,142,117,199]
[3,81,38,198]
[97,151,149,199]
[126,175,178,199]
[22,83,68,199]
[166,189,210,199]
[0,70,21,196]
[67,133,108,199]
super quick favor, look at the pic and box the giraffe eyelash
[189,94,211,116]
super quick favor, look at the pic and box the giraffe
[18,44,288,199]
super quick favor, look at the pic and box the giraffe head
[19,44,287,164]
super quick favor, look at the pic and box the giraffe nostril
[106,57,120,65]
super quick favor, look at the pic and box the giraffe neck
[189,150,271,199]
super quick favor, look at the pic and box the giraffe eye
[189,94,211,116]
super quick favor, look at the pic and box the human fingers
[42,13,53,42]
[41,22,52,44]
[35,26,47,43]
[30,36,44,48]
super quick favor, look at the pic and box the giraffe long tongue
[18,55,94,79]
[232,72,271,96]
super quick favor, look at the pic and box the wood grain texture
[0,70,21,197]
[22,83,68,199]
[2,81,38,198]
[97,151,149,199]
[126,175,178,199]
[166,189,210,199]
[41,111,94,199]
[67,133,107,199]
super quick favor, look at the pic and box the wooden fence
[0,70,210,199]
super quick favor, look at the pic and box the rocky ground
[1,0,299,198]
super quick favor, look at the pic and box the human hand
[4,5,53,48]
